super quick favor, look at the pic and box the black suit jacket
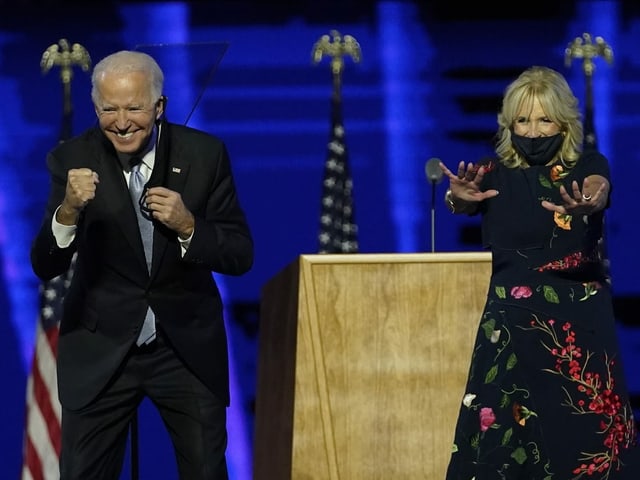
[30,120,253,410]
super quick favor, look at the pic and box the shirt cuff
[51,205,77,248]
[178,230,193,257]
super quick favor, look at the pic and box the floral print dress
[445,151,639,479]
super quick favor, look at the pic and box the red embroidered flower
[535,250,596,272]
[480,160,496,173]
[526,316,638,477]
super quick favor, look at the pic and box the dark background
[1,1,638,478]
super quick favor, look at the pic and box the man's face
[94,70,163,155]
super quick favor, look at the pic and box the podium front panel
[254,252,491,479]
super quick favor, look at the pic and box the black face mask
[511,133,564,166]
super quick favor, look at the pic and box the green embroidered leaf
[539,175,552,188]
[495,286,506,298]
[481,319,496,339]
[500,393,509,408]
[485,364,498,383]
[506,353,517,370]
[501,427,513,446]
[511,446,528,465]
[470,433,480,449]
[542,285,560,304]
[451,443,458,453]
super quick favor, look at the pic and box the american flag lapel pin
[172,167,181,174]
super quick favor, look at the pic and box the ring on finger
[582,193,592,201]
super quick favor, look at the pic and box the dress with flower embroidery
[445,150,639,480]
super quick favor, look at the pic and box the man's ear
[156,95,167,120]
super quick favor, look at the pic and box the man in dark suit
[30,50,253,479]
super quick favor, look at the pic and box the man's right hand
[56,168,100,225]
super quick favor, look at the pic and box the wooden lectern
[254,252,491,479]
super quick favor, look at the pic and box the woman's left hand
[540,175,609,215]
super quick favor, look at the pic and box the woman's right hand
[439,160,499,202]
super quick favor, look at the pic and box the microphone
[425,157,444,184]
[425,158,443,253]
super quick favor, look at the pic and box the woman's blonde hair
[495,66,583,168]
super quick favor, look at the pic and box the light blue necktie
[129,162,156,346]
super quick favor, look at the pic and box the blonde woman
[440,66,639,479]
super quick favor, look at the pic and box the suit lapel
[153,120,190,193]
[148,121,190,278]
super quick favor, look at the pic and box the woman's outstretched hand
[439,160,499,202]
[540,176,609,215]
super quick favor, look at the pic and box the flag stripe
[32,331,61,453]
[23,273,69,480]
[22,435,40,480]
[23,324,61,479]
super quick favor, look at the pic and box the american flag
[22,43,82,475]
[318,92,358,253]
[21,264,73,480]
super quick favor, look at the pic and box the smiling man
[30,50,254,480]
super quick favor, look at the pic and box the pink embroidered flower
[479,407,496,432]
[510,286,532,299]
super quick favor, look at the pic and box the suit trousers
[59,329,228,480]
